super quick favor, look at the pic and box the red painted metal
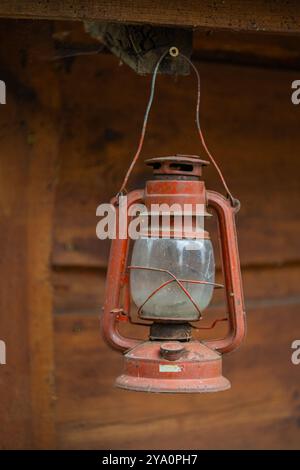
[145,179,208,211]
[101,155,246,392]
[101,189,144,352]
[159,342,185,361]
[204,190,246,354]
[191,317,228,330]
[116,341,230,393]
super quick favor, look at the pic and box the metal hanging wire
[116,47,239,209]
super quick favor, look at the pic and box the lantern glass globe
[130,237,215,320]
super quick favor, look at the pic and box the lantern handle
[116,48,239,210]
[204,190,246,353]
[101,189,145,352]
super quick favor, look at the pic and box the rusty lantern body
[101,155,246,393]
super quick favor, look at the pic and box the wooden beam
[0,21,60,449]
[26,114,59,449]
[0,1,299,34]
[0,105,59,449]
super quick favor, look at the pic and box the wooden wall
[0,19,300,449]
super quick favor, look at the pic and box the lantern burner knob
[146,155,209,180]
[160,342,185,361]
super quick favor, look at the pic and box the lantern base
[115,340,230,393]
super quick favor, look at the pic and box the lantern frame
[102,187,245,354]
[101,156,246,393]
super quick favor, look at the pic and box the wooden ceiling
[0,1,300,34]
[47,19,300,71]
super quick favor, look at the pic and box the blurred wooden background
[0,17,299,449]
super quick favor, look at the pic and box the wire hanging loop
[115,49,169,202]
[116,47,239,211]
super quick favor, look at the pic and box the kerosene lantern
[101,49,246,393]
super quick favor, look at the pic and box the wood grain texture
[49,21,300,450]
[26,115,59,449]
[0,20,60,449]
[50,21,300,70]
[193,30,300,70]
[0,1,300,34]
[0,97,33,449]
[51,52,300,269]
[0,18,300,450]
[52,264,300,316]
[54,304,300,449]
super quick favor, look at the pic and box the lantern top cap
[145,155,209,179]
[146,155,209,166]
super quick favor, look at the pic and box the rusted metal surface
[150,322,192,341]
[191,317,228,331]
[115,341,230,393]
[146,155,209,178]
[145,179,208,211]
[204,190,246,354]
[101,189,144,352]
[101,154,246,392]
[160,342,185,361]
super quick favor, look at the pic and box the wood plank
[0,17,299,451]
[51,54,300,268]
[0,101,33,450]
[26,119,59,449]
[53,304,300,449]
[0,1,300,34]
[0,20,60,449]
[51,21,300,70]
[52,264,300,316]
[193,30,300,70]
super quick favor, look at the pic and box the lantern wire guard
[127,266,224,320]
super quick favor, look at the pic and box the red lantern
[100,50,246,393]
